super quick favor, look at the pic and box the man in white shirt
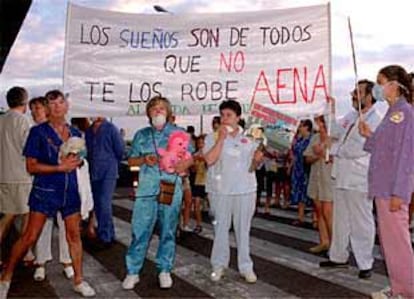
[320,80,383,279]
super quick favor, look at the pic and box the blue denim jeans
[91,179,117,243]
[125,189,182,274]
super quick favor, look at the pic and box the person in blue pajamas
[122,96,193,290]
[85,117,124,245]
[0,90,95,298]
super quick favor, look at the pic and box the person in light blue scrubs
[122,96,193,290]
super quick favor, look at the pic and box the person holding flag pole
[319,17,382,279]
[320,80,381,279]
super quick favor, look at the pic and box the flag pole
[325,3,333,162]
[348,16,362,118]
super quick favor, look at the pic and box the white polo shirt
[204,129,258,195]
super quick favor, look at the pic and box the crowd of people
[0,64,413,299]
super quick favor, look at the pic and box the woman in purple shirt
[359,65,414,299]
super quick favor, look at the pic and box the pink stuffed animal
[158,131,192,174]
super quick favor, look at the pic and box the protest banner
[63,3,331,117]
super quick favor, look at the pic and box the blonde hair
[145,96,173,119]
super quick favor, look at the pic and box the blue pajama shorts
[28,185,81,219]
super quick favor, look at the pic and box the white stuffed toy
[59,136,93,220]
[59,137,87,160]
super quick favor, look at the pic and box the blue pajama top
[129,123,193,198]
[23,122,81,211]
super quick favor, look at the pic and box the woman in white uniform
[204,100,263,283]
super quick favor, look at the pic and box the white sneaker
[0,281,10,299]
[158,272,173,289]
[73,281,96,297]
[210,268,224,282]
[63,266,74,279]
[34,266,46,281]
[122,274,139,290]
[242,271,257,283]
[181,225,192,232]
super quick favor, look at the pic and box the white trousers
[329,188,375,270]
[210,192,255,274]
[35,213,71,264]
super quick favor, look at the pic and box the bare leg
[20,213,35,263]
[1,212,47,281]
[322,201,333,242]
[314,199,329,246]
[64,213,83,285]
[312,208,318,229]
[298,202,305,223]
[282,182,290,208]
[274,182,281,207]
[194,198,202,227]
[0,214,16,244]
[86,211,97,239]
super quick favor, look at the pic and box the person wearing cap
[204,100,263,284]
[359,65,414,299]
[319,80,382,280]
[0,90,96,298]
[122,96,193,290]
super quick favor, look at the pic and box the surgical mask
[313,122,320,132]
[372,84,386,102]
[152,114,166,128]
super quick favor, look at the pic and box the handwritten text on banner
[63,3,331,117]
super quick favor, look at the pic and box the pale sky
[1,0,413,136]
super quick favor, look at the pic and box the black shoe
[319,260,349,268]
[358,269,372,279]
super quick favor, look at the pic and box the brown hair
[6,86,27,108]
[45,90,65,102]
[29,96,47,109]
[145,96,172,120]
[314,115,327,132]
[378,65,413,104]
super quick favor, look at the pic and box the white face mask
[313,122,320,132]
[372,84,386,102]
[152,114,166,128]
